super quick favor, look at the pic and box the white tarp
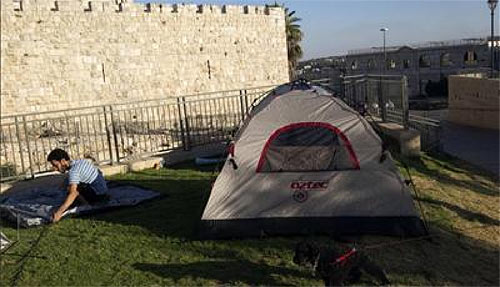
[0,232,12,251]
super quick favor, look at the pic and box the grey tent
[200,83,427,239]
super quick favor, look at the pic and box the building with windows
[344,37,498,98]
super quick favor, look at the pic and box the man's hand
[52,183,79,223]
[52,210,64,223]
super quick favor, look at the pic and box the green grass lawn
[1,153,498,286]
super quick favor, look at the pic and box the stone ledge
[0,183,12,194]
[161,142,226,166]
[128,157,163,172]
[99,156,164,176]
[371,120,421,157]
[101,164,129,177]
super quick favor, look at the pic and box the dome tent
[200,82,427,239]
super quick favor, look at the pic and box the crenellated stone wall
[0,0,289,116]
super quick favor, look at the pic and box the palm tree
[268,3,303,80]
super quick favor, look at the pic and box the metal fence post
[377,75,385,121]
[177,97,189,151]
[103,106,115,165]
[401,76,409,129]
[340,76,345,100]
[363,77,368,105]
[244,89,249,114]
[239,90,245,122]
[182,97,191,150]
[14,116,26,177]
[437,125,443,152]
[343,80,348,105]
[352,81,357,108]
[347,81,352,106]
[21,116,35,178]
[109,106,121,163]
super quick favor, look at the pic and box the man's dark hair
[47,148,70,162]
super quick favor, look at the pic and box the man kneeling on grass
[47,148,110,223]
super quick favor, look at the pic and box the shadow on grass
[89,163,216,239]
[417,197,500,227]
[398,152,499,197]
[90,180,210,238]
[168,161,223,173]
[129,225,500,286]
[379,225,500,286]
[134,259,313,286]
[86,162,226,239]
[86,161,499,286]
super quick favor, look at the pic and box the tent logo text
[293,190,308,203]
[290,181,329,191]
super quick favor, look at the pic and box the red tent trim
[256,122,360,172]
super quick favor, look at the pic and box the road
[440,121,499,175]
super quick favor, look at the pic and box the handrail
[0,84,281,120]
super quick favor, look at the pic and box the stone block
[376,121,421,157]
[266,7,283,16]
[243,5,256,14]
[158,4,173,13]
[0,182,13,194]
[223,5,242,14]
[161,142,226,166]
[127,156,163,171]
[147,3,162,13]
[57,1,79,12]
[399,129,421,157]
[206,5,222,14]
[1,0,13,12]
[101,163,128,177]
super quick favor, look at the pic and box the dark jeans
[75,183,110,206]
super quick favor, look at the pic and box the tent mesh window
[257,124,358,172]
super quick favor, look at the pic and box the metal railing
[342,74,409,125]
[0,79,444,182]
[341,74,441,151]
[386,109,442,151]
[0,85,276,182]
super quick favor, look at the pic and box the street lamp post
[381,28,388,72]
[488,0,498,77]
[379,27,388,121]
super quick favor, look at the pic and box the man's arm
[59,175,68,190]
[52,183,79,223]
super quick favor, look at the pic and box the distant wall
[448,75,500,130]
[0,0,289,116]
[344,42,492,98]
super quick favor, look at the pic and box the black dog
[293,240,391,286]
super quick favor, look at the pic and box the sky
[142,0,498,60]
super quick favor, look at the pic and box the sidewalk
[441,121,499,175]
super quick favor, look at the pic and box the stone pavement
[441,121,499,175]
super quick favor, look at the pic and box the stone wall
[0,0,289,116]
[448,75,500,130]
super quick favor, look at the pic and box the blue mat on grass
[0,182,160,227]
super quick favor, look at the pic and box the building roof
[347,37,489,56]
